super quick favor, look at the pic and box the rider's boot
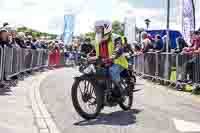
[113,82,127,102]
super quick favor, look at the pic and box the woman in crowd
[141,31,153,53]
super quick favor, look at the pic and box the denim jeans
[179,57,197,81]
[109,64,124,83]
[128,56,135,65]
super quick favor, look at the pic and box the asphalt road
[39,68,200,133]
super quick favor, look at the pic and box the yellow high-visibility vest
[95,40,128,69]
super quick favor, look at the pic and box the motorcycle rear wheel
[119,79,134,110]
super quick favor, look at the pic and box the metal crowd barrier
[134,52,200,84]
[134,54,144,74]
[2,47,48,80]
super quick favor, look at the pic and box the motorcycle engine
[82,64,96,74]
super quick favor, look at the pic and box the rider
[90,20,128,97]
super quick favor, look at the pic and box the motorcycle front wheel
[71,77,103,120]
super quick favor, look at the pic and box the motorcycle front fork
[103,80,118,106]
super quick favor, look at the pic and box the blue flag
[63,15,75,45]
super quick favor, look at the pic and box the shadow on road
[74,109,142,126]
[133,89,142,92]
[0,87,12,96]
[135,83,144,86]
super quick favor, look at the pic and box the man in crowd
[175,37,188,53]
[0,28,9,48]
[25,35,33,49]
[177,31,200,86]
[16,32,27,48]
[123,37,134,54]
[9,27,20,48]
[156,35,171,53]
[153,34,163,51]
[31,39,38,49]
[182,31,200,54]
[141,31,153,53]
[80,38,94,56]
[40,39,48,49]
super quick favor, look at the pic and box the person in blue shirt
[154,34,163,50]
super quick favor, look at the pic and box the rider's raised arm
[111,47,123,60]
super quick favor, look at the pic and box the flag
[182,0,195,45]
[63,15,75,45]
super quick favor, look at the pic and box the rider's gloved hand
[88,56,97,63]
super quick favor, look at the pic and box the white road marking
[173,118,200,132]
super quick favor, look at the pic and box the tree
[144,19,151,29]
[16,26,57,39]
[112,21,124,36]
[85,32,95,40]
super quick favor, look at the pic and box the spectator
[182,31,200,55]
[16,32,27,48]
[178,51,200,83]
[0,28,9,47]
[123,37,134,54]
[31,39,38,49]
[7,34,13,48]
[178,31,200,84]
[133,42,143,55]
[80,38,94,55]
[153,34,163,50]
[157,35,171,53]
[192,31,200,50]
[40,40,48,49]
[25,35,32,48]
[34,39,41,49]
[3,23,16,48]
[10,28,19,48]
[175,37,188,53]
[141,31,153,53]
[147,33,154,43]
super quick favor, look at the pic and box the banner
[63,15,75,45]
[182,0,195,45]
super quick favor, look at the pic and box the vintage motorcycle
[71,54,136,120]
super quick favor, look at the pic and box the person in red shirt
[182,31,200,55]
[178,31,200,84]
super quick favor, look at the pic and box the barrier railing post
[0,47,4,81]
[155,52,159,78]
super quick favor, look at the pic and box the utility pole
[166,0,170,53]
[192,0,196,30]
[165,0,170,79]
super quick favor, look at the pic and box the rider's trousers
[109,64,124,83]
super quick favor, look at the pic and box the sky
[0,0,199,35]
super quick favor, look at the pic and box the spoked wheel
[71,77,103,120]
[119,78,134,110]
